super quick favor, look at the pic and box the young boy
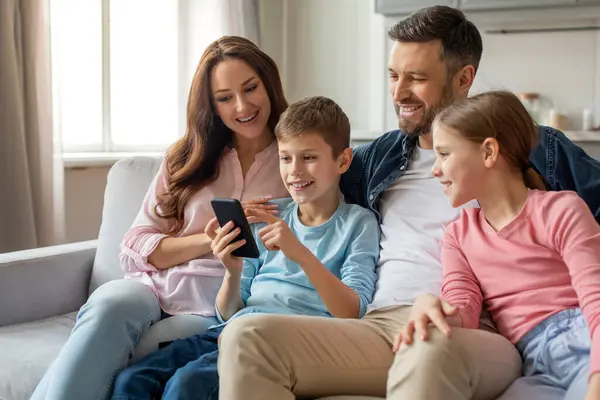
[109,96,380,400]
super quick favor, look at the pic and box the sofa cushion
[89,156,162,294]
[0,311,384,400]
[0,312,77,400]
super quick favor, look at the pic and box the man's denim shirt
[340,126,600,224]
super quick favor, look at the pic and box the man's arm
[531,127,600,223]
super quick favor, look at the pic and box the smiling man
[217,5,600,400]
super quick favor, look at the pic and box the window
[50,0,222,153]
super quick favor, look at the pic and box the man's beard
[395,84,455,136]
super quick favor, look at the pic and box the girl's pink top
[442,190,600,375]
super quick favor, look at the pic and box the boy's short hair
[274,96,350,157]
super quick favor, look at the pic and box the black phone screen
[210,198,260,259]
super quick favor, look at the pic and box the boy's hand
[205,217,244,274]
[204,217,220,240]
[393,293,458,352]
[242,196,278,223]
[247,209,309,264]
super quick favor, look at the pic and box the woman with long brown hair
[32,36,289,400]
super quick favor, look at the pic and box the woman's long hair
[156,36,287,233]
[434,90,547,190]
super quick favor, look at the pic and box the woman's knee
[78,279,160,328]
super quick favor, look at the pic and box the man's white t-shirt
[368,145,478,312]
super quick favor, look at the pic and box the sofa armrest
[0,240,97,326]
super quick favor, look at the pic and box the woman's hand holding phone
[205,217,245,275]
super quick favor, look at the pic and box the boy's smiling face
[277,131,352,206]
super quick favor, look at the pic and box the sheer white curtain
[0,0,258,253]
[220,0,260,46]
[0,0,65,253]
[183,0,261,85]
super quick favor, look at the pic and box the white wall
[464,18,600,131]
[260,0,388,137]
[377,12,600,134]
[283,0,371,131]
[258,0,285,71]
[264,1,600,137]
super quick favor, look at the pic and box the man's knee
[388,328,522,400]
[399,327,458,363]
[389,327,465,382]
[387,329,469,399]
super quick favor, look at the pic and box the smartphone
[210,198,260,259]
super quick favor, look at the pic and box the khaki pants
[218,306,522,400]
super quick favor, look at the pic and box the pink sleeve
[549,193,600,375]
[120,160,172,274]
[440,223,483,330]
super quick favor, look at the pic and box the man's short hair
[388,5,483,74]
[275,96,350,157]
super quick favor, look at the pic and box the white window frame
[59,0,194,156]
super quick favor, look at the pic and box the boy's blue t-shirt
[216,198,380,324]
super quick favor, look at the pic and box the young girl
[397,90,600,400]
[31,36,290,400]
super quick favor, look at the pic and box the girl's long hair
[434,90,546,190]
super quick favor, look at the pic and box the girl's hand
[393,293,458,352]
[585,373,600,400]
[242,196,278,223]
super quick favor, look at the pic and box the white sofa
[0,156,383,400]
